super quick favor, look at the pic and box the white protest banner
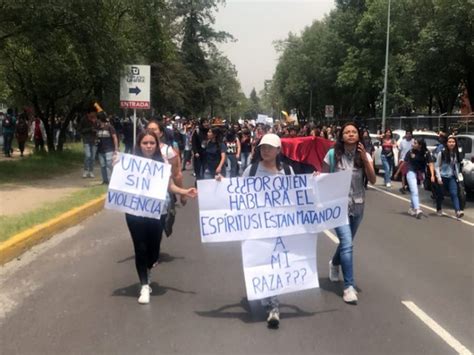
[242,234,318,300]
[197,170,351,243]
[105,153,172,219]
[257,114,269,124]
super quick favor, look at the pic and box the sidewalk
[0,146,102,216]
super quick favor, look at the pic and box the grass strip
[0,143,84,184]
[0,184,107,243]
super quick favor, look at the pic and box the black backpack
[249,162,292,176]
[2,116,12,128]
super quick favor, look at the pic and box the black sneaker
[267,308,280,328]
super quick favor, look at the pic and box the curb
[0,195,106,265]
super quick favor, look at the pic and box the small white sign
[325,105,334,118]
[105,153,171,219]
[120,65,151,109]
[242,234,319,300]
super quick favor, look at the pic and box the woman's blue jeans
[436,176,461,212]
[83,143,97,172]
[381,154,393,184]
[98,151,113,183]
[406,171,420,210]
[333,211,364,289]
[240,152,250,173]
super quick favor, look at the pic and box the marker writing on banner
[252,237,310,294]
[271,237,290,270]
[226,175,308,194]
[200,206,342,236]
[120,155,165,192]
[107,191,163,214]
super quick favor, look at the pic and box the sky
[214,0,336,97]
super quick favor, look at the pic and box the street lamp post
[381,0,391,132]
[438,112,447,131]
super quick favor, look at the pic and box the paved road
[1,173,473,355]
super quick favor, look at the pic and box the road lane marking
[323,230,339,244]
[402,301,472,355]
[369,185,474,227]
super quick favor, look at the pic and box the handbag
[164,194,176,237]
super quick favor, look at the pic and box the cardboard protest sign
[197,170,351,242]
[105,153,171,219]
[242,234,318,300]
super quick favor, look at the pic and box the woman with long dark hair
[125,130,197,304]
[322,122,376,304]
[204,126,226,179]
[434,136,464,219]
[403,137,433,219]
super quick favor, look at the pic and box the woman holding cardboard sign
[125,130,197,304]
[241,133,294,328]
[322,122,376,305]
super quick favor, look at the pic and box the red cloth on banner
[281,136,335,171]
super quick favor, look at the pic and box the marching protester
[15,113,29,157]
[191,118,210,180]
[181,121,193,171]
[434,136,464,219]
[401,138,434,219]
[225,128,241,177]
[204,126,227,179]
[380,128,397,188]
[79,108,99,178]
[394,129,414,193]
[2,108,16,157]
[30,115,46,152]
[240,133,294,328]
[322,122,376,304]
[96,112,119,184]
[239,128,252,172]
[146,119,186,206]
[122,130,197,304]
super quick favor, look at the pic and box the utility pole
[381,0,391,132]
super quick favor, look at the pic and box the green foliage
[0,0,246,128]
[272,0,474,120]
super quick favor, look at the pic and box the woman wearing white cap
[241,133,294,328]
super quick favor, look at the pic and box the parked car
[372,130,439,174]
[457,133,474,193]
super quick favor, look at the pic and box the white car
[373,130,439,174]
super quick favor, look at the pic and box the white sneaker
[82,171,88,178]
[138,285,152,304]
[88,172,95,178]
[267,308,280,328]
[343,286,358,304]
[329,259,339,282]
[408,208,416,216]
[415,209,423,219]
[386,182,392,188]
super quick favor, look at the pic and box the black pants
[18,140,26,155]
[125,214,164,285]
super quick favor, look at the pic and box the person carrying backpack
[2,108,16,157]
[241,133,294,328]
[322,122,376,305]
